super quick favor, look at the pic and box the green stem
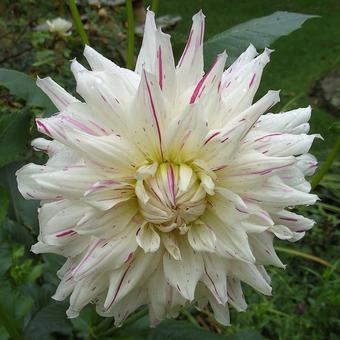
[311,136,340,189]
[93,317,113,334]
[181,308,200,327]
[318,202,340,214]
[151,0,160,14]
[126,0,135,69]
[69,0,89,45]
[275,246,333,268]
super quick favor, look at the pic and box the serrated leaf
[204,11,318,66]
[0,68,56,114]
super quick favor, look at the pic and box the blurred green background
[0,0,339,339]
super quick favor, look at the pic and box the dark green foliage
[0,0,339,339]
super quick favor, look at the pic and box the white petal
[136,223,161,253]
[163,238,203,301]
[272,209,315,232]
[201,253,227,304]
[188,221,216,252]
[16,163,102,200]
[155,29,176,103]
[148,265,186,322]
[270,225,294,240]
[67,273,108,318]
[135,10,157,75]
[201,210,256,263]
[130,70,169,161]
[178,164,193,192]
[255,106,311,134]
[71,223,139,280]
[227,260,272,295]
[36,76,79,111]
[296,153,318,176]
[249,232,285,268]
[104,250,160,309]
[162,233,182,260]
[227,277,247,311]
[135,162,158,180]
[209,296,230,326]
[176,11,205,95]
[221,48,272,121]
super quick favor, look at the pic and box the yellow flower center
[135,162,208,234]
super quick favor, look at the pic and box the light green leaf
[204,11,318,66]
[0,68,56,114]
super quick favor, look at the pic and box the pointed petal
[162,233,182,260]
[201,253,228,304]
[135,10,157,75]
[188,221,216,252]
[248,232,285,268]
[163,238,204,301]
[104,250,160,309]
[136,223,161,253]
[176,11,205,94]
[36,76,79,111]
[227,260,272,295]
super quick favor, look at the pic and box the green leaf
[225,330,264,340]
[0,111,31,167]
[0,68,56,114]
[0,163,39,234]
[204,11,318,66]
[24,302,72,340]
[0,243,12,276]
[148,320,225,340]
[0,284,26,340]
[0,186,9,222]
[147,320,263,340]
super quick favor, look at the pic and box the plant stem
[318,202,340,214]
[275,246,333,268]
[69,0,89,45]
[311,136,340,189]
[181,308,200,327]
[151,0,160,14]
[93,317,113,334]
[126,0,135,70]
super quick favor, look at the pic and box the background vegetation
[0,0,339,339]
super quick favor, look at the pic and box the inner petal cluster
[135,162,208,234]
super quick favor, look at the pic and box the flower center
[135,162,208,234]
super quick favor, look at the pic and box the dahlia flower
[17,10,319,326]
[46,17,72,36]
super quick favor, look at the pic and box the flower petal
[163,238,203,301]
[136,223,161,253]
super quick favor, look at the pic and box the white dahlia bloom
[46,17,72,36]
[17,10,319,326]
